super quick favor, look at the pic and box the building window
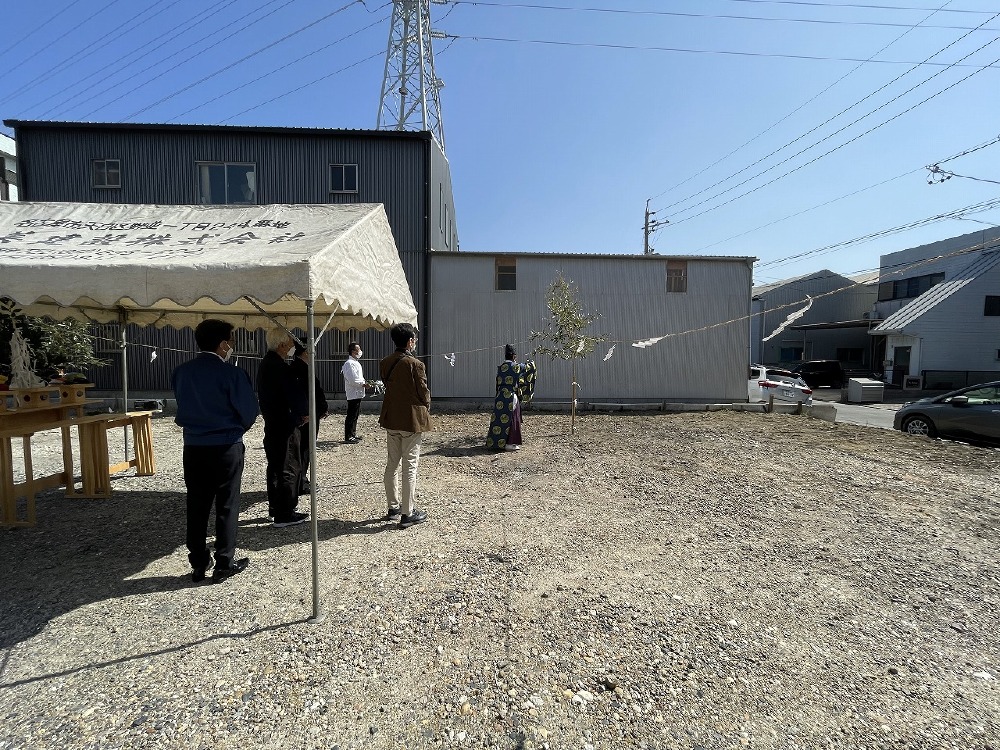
[836,347,864,364]
[878,272,944,301]
[197,162,255,204]
[92,159,121,188]
[330,164,358,193]
[495,257,516,290]
[985,296,1000,316]
[93,323,121,354]
[232,328,258,357]
[444,204,450,248]
[779,346,803,361]
[666,260,687,293]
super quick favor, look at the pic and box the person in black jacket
[291,343,329,496]
[257,327,309,527]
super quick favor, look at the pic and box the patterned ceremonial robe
[485,359,537,451]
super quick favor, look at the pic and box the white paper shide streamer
[762,296,813,342]
[603,345,615,361]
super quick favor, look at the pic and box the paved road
[810,388,901,431]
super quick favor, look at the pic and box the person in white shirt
[341,342,367,444]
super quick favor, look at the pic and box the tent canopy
[0,201,417,331]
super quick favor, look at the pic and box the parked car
[893,380,1000,443]
[749,365,813,405]
[792,360,846,389]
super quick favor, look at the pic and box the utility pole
[643,199,668,254]
[377,0,447,151]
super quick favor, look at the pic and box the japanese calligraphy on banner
[0,216,307,261]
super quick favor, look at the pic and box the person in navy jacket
[172,319,259,583]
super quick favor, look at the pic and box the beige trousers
[384,429,422,515]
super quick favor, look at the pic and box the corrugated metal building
[871,227,1000,389]
[751,269,878,368]
[428,251,755,402]
[4,120,459,391]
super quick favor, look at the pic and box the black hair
[347,341,360,356]
[389,323,417,349]
[194,319,234,352]
[504,344,516,361]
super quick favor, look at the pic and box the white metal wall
[428,253,753,402]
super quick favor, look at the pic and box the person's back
[171,319,258,583]
[173,354,256,445]
[377,323,430,529]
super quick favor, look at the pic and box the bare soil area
[1,409,998,750]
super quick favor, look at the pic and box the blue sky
[2,0,999,285]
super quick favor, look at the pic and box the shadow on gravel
[0,619,303,689]
[0,488,332,655]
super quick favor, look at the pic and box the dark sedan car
[893,380,1000,443]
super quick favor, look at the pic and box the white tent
[0,201,416,329]
[0,200,418,621]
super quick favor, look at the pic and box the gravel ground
[1,408,999,750]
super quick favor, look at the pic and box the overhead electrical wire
[120,0,367,121]
[648,0,957,205]
[446,0,996,32]
[1,0,169,103]
[29,0,242,119]
[71,0,301,121]
[219,50,386,123]
[724,0,993,13]
[167,13,390,121]
[657,7,999,218]
[662,26,1000,228]
[441,32,1000,69]
[0,0,86,62]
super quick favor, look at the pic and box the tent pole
[120,319,130,460]
[306,300,325,625]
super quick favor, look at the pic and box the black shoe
[346,435,363,444]
[398,508,428,529]
[273,511,309,528]
[211,557,249,583]
[192,567,208,583]
[386,506,402,522]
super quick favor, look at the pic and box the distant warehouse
[427,250,755,403]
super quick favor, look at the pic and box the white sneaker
[504,444,520,452]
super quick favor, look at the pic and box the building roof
[847,270,880,285]
[430,249,756,262]
[752,269,844,296]
[2,119,432,142]
[872,248,1000,334]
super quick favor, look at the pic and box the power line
[447,0,997,31]
[120,0,366,121]
[167,14,390,122]
[29,0,242,119]
[664,30,1000,228]
[724,0,994,13]
[657,7,999,218]
[70,0,300,121]
[219,50,385,123]
[0,0,168,102]
[648,0,957,205]
[441,32,1000,68]
[0,0,86,61]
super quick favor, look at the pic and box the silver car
[893,380,1000,443]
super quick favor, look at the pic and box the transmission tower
[377,0,447,150]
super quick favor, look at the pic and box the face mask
[223,344,234,363]
[355,350,363,359]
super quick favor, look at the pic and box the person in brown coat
[378,322,431,529]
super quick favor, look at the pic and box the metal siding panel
[429,254,751,401]
[17,126,435,391]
